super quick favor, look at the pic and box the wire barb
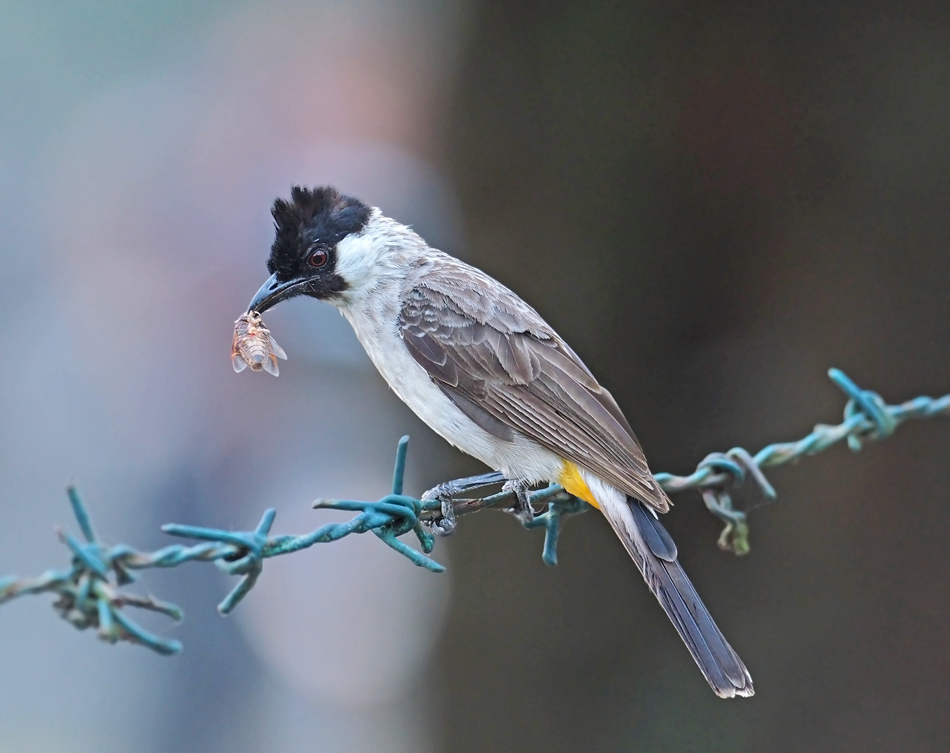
[1,369,948,653]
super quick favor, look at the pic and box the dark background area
[436,2,950,751]
[0,2,948,751]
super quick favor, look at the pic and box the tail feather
[607,493,754,698]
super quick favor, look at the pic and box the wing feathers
[398,259,670,511]
[403,330,459,386]
[437,383,515,440]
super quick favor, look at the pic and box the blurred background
[1,1,949,751]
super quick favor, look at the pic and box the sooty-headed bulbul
[246,186,753,698]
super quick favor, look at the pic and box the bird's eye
[308,248,329,269]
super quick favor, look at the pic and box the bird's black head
[248,186,371,313]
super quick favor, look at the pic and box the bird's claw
[502,479,535,525]
[421,471,505,536]
[421,485,458,536]
[431,496,458,536]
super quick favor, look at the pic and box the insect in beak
[232,311,287,376]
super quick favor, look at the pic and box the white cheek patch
[334,231,379,292]
[335,208,416,301]
[334,211,421,306]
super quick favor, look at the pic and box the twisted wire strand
[1,369,947,654]
[652,369,950,553]
[0,443,440,654]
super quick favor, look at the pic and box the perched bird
[247,186,754,698]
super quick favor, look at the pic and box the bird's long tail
[595,483,754,698]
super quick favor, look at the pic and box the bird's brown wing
[398,258,670,511]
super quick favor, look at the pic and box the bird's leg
[502,479,535,525]
[422,471,506,536]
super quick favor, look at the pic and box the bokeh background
[1,1,949,751]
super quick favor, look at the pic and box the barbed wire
[1,368,947,654]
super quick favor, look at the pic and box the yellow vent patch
[558,461,599,509]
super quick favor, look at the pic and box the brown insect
[232,312,287,376]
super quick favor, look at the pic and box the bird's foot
[502,479,535,525]
[421,471,506,536]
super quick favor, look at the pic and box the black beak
[247,273,308,314]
